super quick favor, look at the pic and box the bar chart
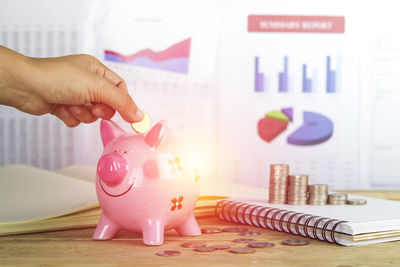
[254,55,339,93]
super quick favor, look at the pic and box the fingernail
[135,109,144,121]
[70,106,81,115]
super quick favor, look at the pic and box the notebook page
[0,165,98,223]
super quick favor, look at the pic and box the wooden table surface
[1,190,400,267]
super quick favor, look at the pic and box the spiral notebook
[216,197,400,246]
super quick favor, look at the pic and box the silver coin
[281,239,310,246]
[347,199,367,205]
[194,247,216,252]
[328,200,347,205]
[239,231,260,236]
[229,247,256,254]
[210,244,231,250]
[328,193,348,200]
[181,241,207,248]
[248,242,275,248]
[233,238,256,243]
[156,250,181,257]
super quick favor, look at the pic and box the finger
[90,103,116,120]
[92,77,144,123]
[51,105,80,128]
[93,61,128,91]
[68,105,98,123]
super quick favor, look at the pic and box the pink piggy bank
[93,120,201,245]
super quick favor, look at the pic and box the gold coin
[223,227,248,233]
[194,247,216,252]
[233,238,256,243]
[131,111,150,134]
[201,227,223,234]
[229,247,256,254]
[239,231,260,236]
[156,250,181,257]
[248,242,275,248]
[210,244,231,250]
[281,239,310,246]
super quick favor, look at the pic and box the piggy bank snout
[97,153,128,186]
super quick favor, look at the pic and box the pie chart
[257,108,333,146]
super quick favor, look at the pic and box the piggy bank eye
[97,154,128,186]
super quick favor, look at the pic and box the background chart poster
[216,0,361,189]
[1,0,400,189]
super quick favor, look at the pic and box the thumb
[92,78,144,123]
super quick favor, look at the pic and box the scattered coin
[131,111,150,134]
[347,199,367,205]
[229,247,256,254]
[210,244,231,250]
[156,250,181,257]
[239,231,260,236]
[201,227,223,234]
[194,247,216,252]
[281,239,310,246]
[181,241,207,248]
[248,242,275,248]
[223,227,248,233]
[233,238,256,243]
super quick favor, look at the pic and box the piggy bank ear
[144,121,168,150]
[100,120,125,147]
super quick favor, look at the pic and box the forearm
[0,46,35,109]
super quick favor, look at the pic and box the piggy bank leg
[141,219,165,246]
[175,214,201,236]
[93,214,121,240]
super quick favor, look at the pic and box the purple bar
[302,64,313,93]
[306,79,312,92]
[326,56,336,93]
[254,56,264,92]
[279,56,288,92]
[279,72,286,92]
[327,71,336,93]
[258,73,264,92]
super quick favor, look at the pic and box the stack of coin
[308,184,328,205]
[287,175,308,205]
[347,199,367,205]
[328,193,348,205]
[269,164,289,204]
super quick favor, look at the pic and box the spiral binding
[215,199,348,245]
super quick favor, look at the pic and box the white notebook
[216,197,400,246]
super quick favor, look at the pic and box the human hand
[0,46,143,127]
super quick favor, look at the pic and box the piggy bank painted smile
[93,120,201,245]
